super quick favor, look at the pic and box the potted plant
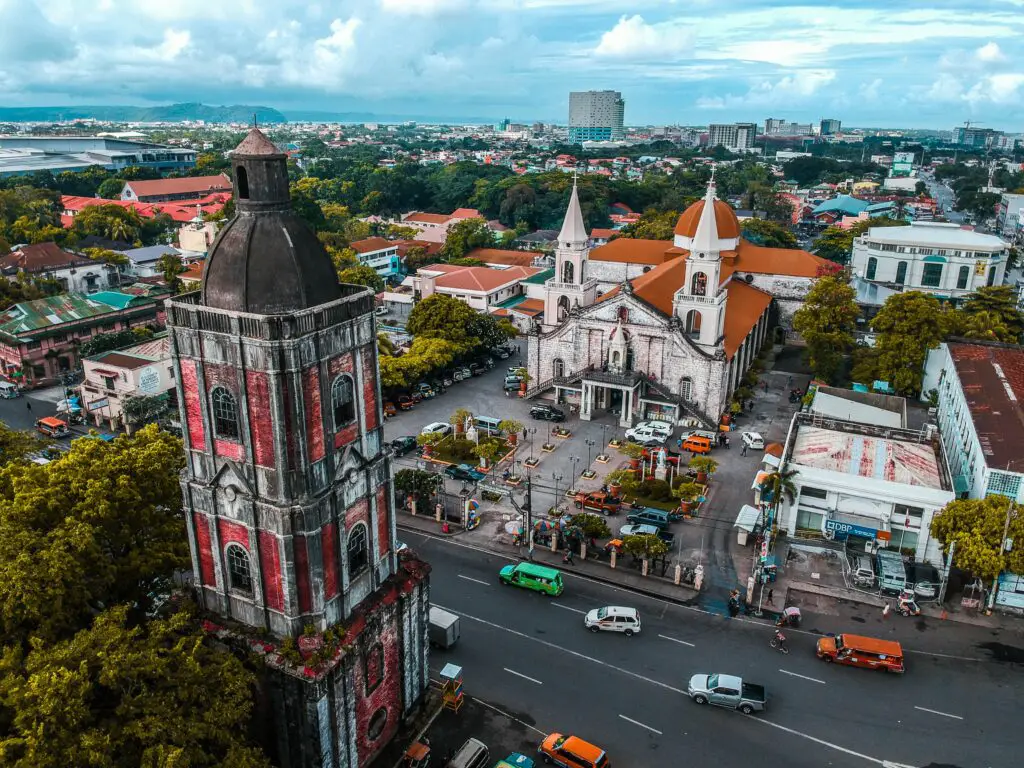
[416,432,442,457]
[673,481,703,515]
[450,407,472,435]
[621,442,645,470]
[688,455,718,485]
[499,419,524,446]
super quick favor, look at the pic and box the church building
[166,128,430,768]
[526,178,827,427]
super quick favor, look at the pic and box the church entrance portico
[581,370,644,426]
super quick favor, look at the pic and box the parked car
[492,347,511,360]
[445,463,485,482]
[441,374,454,387]
[620,523,660,538]
[452,369,467,382]
[741,432,765,450]
[397,395,414,411]
[574,490,622,515]
[409,391,424,403]
[374,306,388,316]
[634,420,673,439]
[421,421,453,437]
[503,376,523,392]
[584,606,641,636]
[415,383,436,399]
[390,436,419,456]
[529,404,565,422]
[384,401,397,417]
[687,673,766,714]
[457,366,472,379]
[469,362,485,376]
[625,425,667,445]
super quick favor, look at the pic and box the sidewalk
[398,510,701,606]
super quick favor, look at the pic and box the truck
[573,490,622,515]
[428,606,460,649]
[686,673,766,714]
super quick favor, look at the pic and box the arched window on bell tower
[691,271,708,296]
[226,544,253,595]
[236,166,250,199]
[211,387,239,440]
[562,261,574,284]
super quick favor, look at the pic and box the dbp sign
[825,519,877,541]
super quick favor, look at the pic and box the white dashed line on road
[551,602,586,614]
[618,714,663,735]
[658,633,695,647]
[914,705,963,720]
[503,667,543,685]
[779,669,826,684]
[457,574,490,586]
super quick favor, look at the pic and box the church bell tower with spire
[543,177,598,328]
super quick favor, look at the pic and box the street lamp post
[551,472,563,514]
[527,427,537,463]
[599,424,609,459]
[569,455,580,489]
[584,438,596,476]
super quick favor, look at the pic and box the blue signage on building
[825,519,877,540]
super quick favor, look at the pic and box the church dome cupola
[201,128,342,315]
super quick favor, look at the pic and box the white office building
[851,222,1008,306]
[708,123,757,150]
[568,91,625,143]
[996,193,1024,240]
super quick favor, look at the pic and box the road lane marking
[779,669,826,684]
[457,574,490,586]
[618,714,662,735]
[471,697,547,737]
[407,529,995,662]
[914,705,963,720]
[434,603,686,695]
[748,717,887,765]
[658,633,695,647]
[551,602,586,614]
[503,667,543,685]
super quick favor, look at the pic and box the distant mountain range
[0,102,287,124]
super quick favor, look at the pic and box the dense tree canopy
[957,285,1023,343]
[813,217,909,265]
[931,497,1024,582]
[620,209,678,240]
[870,292,954,395]
[792,276,859,383]
[740,219,798,248]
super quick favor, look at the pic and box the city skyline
[1,1,1023,129]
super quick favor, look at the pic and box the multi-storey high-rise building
[952,125,1003,147]
[568,90,625,143]
[708,123,757,150]
[167,128,430,768]
[820,118,841,135]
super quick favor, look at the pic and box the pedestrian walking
[747,400,754,411]
[767,588,774,606]
[787,375,793,387]
[740,444,747,457]
[505,389,510,398]
[25,399,31,412]
[763,381,768,393]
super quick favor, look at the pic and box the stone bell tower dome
[201,127,342,314]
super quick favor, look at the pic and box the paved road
[921,172,964,224]
[412,528,1020,768]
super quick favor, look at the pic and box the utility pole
[987,502,1016,611]
[938,539,956,604]
[525,477,534,560]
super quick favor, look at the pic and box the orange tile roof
[351,237,394,254]
[404,212,451,225]
[124,174,231,199]
[732,242,828,278]
[674,199,740,238]
[630,257,689,314]
[491,308,511,317]
[434,265,540,293]
[590,228,618,240]
[450,207,482,219]
[179,261,205,283]
[590,238,681,265]
[723,281,772,359]
[513,297,545,316]
[466,248,540,267]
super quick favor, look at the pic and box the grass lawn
[428,435,512,465]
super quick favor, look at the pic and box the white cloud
[975,41,1006,62]
[593,15,692,60]
[697,69,836,109]
[378,0,469,16]
[860,78,883,101]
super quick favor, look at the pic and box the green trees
[378,337,458,389]
[792,276,859,383]
[96,176,126,199]
[931,498,1023,581]
[958,285,1023,343]
[407,294,478,346]
[70,203,143,244]
[813,217,908,265]
[157,252,186,293]
[0,425,270,766]
[871,292,954,395]
[439,218,493,261]
[740,219,797,248]
[337,264,385,294]
[620,209,678,240]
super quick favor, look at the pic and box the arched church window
[226,544,253,595]
[617,306,629,323]
[562,261,574,284]
[611,351,621,368]
[557,296,570,322]
[331,375,355,429]
[211,387,239,439]
[691,272,708,296]
[680,376,693,402]
[364,643,385,694]
[685,309,702,336]
[236,166,249,200]
[347,523,369,578]
[553,358,565,379]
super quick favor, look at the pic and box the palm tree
[759,468,798,537]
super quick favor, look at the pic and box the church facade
[526,180,827,427]
[167,129,430,768]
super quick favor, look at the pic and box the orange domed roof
[674,199,740,239]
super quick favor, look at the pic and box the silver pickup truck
[687,673,766,714]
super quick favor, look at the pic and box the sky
[1,0,1023,129]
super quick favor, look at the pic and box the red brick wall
[376,486,390,560]
[354,621,402,763]
[302,366,325,463]
[193,512,216,586]
[246,370,275,468]
[328,353,354,377]
[180,360,206,451]
[294,535,312,614]
[361,351,379,431]
[345,499,370,532]
[217,518,249,549]
[322,522,339,599]
[333,422,359,450]
[214,439,244,461]
[282,378,297,470]
[258,530,284,612]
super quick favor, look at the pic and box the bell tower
[673,178,729,349]
[543,177,597,327]
[167,128,430,767]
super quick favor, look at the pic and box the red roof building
[121,173,232,203]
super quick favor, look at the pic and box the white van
[741,432,765,450]
[584,606,641,636]
[447,738,489,768]
[0,381,20,398]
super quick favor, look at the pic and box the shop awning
[752,471,770,490]
[762,453,781,468]
[735,505,761,533]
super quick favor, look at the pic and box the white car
[625,426,667,445]
[420,422,453,437]
[584,606,641,636]
[634,421,673,438]
[741,432,765,450]
[620,523,660,538]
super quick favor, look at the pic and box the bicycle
[770,631,790,654]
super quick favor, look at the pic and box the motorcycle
[769,630,790,654]
[897,592,921,617]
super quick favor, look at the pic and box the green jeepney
[498,563,564,596]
